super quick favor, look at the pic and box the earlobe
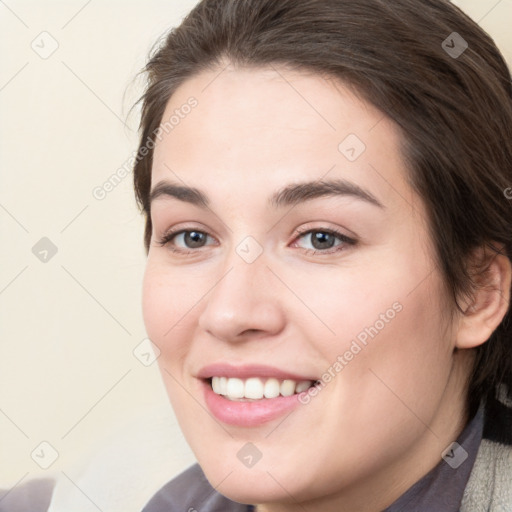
[456,246,512,350]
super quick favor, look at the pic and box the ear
[456,245,511,349]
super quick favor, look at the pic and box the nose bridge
[214,231,270,299]
[198,238,284,341]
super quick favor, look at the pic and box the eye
[155,226,356,256]
[155,228,216,253]
[292,227,356,254]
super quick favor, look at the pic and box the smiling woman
[131,1,512,511]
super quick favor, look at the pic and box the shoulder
[460,439,512,512]
[461,390,512,512]
[482,385,512,446]
[141,464,248,512]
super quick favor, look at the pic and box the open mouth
[207,376,320,401]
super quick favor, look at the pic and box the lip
[202,379,305,427]
[197,363,317,381]
[198,363,317,427]
[196,362,318,427]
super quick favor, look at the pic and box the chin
[204,469,294,505]
[197,448,321,505]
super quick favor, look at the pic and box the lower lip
[202,380,304,427]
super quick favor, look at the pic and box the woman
[132,0,512,510]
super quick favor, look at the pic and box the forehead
[150,64,413,211]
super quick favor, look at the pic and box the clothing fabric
[0,479,54,512]
[459,391,512,511]
[381,404,483,511]
[142,399,512,512]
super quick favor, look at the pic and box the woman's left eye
[156,227,356,255]
[292,228,356,254]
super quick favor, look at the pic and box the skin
[142,63,511,512]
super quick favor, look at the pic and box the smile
[198,364,320,426]
[210,376,315,401]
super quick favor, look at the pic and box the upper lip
[197,363,317,381]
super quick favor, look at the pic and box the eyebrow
[149,178,384,210]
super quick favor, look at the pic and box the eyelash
[155,226,356,256]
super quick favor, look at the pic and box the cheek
[362,296,451,391]
[141,265,168,343]
[141,264,189,356]
[141,265,197,420]
[326,272,454,435]
[307,254,454,417]
[142,261,213,376]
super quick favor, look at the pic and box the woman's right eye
[156,229,216,254]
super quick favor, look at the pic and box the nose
[197,250,286,343]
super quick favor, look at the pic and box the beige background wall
[1,0,511,509]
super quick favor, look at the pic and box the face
[142,64,467,509]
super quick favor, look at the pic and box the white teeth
[226,377,245,398]
[280,379,296,396]
[219,376,228,395]
[245,377,264,399]
[210,376,314,400]
[295,380,311,393]
[212,376,221,394]
[264,378,280,398]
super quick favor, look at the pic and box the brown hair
[132,0,512,439]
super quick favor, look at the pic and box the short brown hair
[132,0,512,439]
